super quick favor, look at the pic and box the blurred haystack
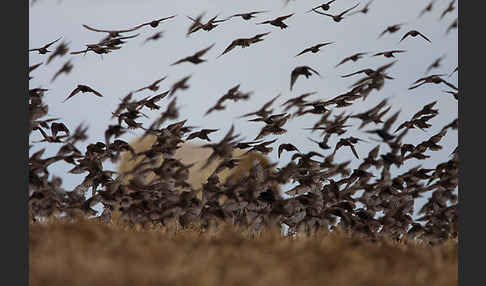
[118,135,279,193]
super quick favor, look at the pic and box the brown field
[30,220,457,286]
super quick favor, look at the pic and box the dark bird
[143,31,164,44]
[440,0,456,21]
[254,113,291,140]
[243,138,278,155]
[350,98,389,129]
[306,1,338,13]
[134,76,167,93]
[70,44,113,58]
[171,43,215,65]
[186,129,219,142]
[311,3,359,22]
[409,74,457,90]
[307,134,332,150]
[170,75,191,96]
[29,62,43,80]
[295,42,334,57]
[341,68,392,79]
[63,84,103,102]
[366,110,400,142]
[278,143,299,158]
[200,125,240,170]
[290,66,320,90]
[400,30,431,43]
[51,60,73,83]
[239,94,281,119]
[349,0,375,16]
[50,122,70,138]
[257,13,294,29]
[141,90,170,110]
[187,14,227,36]
[335,52,367,68]
[373,50,406,58]
[29,37,62,54]
[411,101,439,120]
[418,0,436,18]
[226,11,268,21]
[217,32,270,58]
[46,41,69,65]
[82,24,141,38]
[443,90,458,100]
[135,15,177,29]
[333,137,365,159]
[425,55,446,75]
[446,18,458,35]
[378,24,405,38]
[282,91,316,112]
[34,128,68,143]
[449,66,458,77]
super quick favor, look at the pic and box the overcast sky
[29,0,458,214]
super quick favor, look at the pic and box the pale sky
[29,0,458,215]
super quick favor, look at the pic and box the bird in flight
[418,0,436,18]
[63,84,103,102]
[217,32,270,58]
[425,55,446,75]
[82,24,141,38]
[171,44,215,66]
[349,0,375,16]
[335,52,367,68]
[295,42,334,57]
[409,74,457,90]
[135,15,177,29]
[290,66,320,90]
[400,30,431,43]
[311,3,359,22]
[373,50,406,58]
[51,60,73,83]
[440,0,456,21]
[257,14,294,29]
[225,11,268,21]
[377,23,405,38]
[142,31,164,45]
[306,1,338,13]
[186,14,227,36]
[46,41,69,65]
[134,76,167,93]
[29,37,62,54]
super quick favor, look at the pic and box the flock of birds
[29,0,458,244]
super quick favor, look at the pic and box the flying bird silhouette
[257,14,294,29]
[295,42,334,57]
[63,84,103,102]
[29,37,62,54]
[290,66,321,90]
[400,30,431,43]
[217,32,270,58]
[171,43,215,65]
[311,3,359,22]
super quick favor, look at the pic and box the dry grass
[30,220,457,286]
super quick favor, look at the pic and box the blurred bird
[378,24,405,38]
[335,52,367,68]
[171,43,215,65]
